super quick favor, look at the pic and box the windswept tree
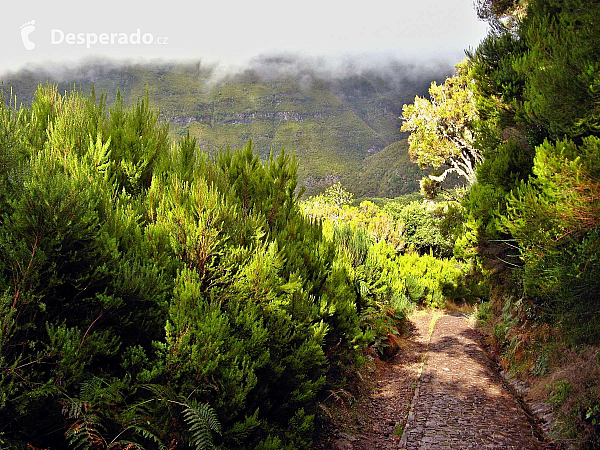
[401,61,481,198]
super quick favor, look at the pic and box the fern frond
[126,425,167,450]
[316,402,333,419]
[62,395,85,419]
[183,400,221,450]
[107,440,144,449]
[80,377,105,401]
[141,383,178,402]
[106,441,139,449]
[65,413,107,450]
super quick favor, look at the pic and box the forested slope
[0,58,450,197]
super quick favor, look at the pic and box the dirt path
[315,311,547,450]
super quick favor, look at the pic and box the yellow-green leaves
[401,60,481,196]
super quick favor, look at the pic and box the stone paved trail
[399,312,544,450]
[314,311,547,450]
[351,312,433,450]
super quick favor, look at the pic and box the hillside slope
[1,57,449,196]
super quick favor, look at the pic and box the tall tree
[401,61,481,198]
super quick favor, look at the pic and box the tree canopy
[401,61,481,198]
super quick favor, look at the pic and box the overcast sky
[1,0,489,75]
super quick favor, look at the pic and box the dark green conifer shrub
[0,84,367,449]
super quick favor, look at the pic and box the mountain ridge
[0,57,451,196]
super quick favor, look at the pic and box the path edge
[398,312,438,450]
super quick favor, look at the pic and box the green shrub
[0,85,367,449]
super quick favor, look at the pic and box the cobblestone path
[399,312,544,449]
[351,312,434,450]
[314,311,547,450]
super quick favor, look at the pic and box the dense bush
[0,85,368,448]
[464,0,600,344]
[452,0,600,445]
[302,187,468,355]
[501,137,600,344]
